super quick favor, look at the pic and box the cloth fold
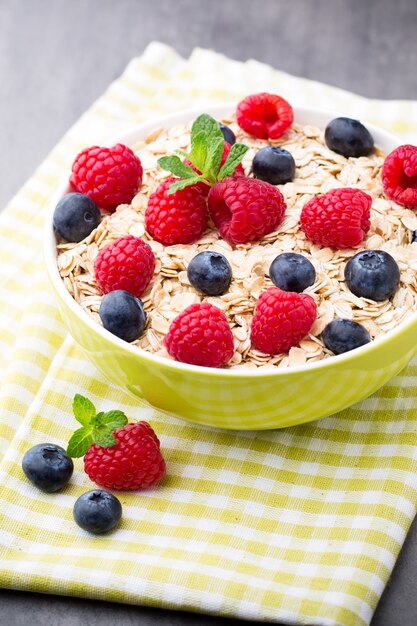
[1,42,417,626]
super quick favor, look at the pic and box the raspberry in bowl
[45,101,417,429]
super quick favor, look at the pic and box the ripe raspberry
[70,144,143,212]
[84,422,166,490]
[300,187,371,249]
[236,93,293,140]
[251,287,317,355]
[165,302,234,368]
[381,144,417,208]
[145,177,208,245]
[184,142,244,196]
[94,235,155,297]
[208,177,286,246]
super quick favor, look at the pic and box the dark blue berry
[187,251,232,296]
[252,147,295,185]
[53,192,101,242]
[322,319,371,355]
[73,490,122,534]
[411,230,417,243]
[219,123,236,145]
[269,253,315,293]
[345,250,400,301]
[99,290,146,342]
[325,117,374,158]
[22,443,73,492]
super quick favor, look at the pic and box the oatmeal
[56,114,417,369]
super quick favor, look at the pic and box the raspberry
[236,93,293,140]
[70,144,143,212]
[184,142,244,196]
[300,187,371,249]
[84,422,166,491]
[94,235,155,298]
[165,302,234,368]
[251,287,317,355]
[381,144,417,208]
[208,177,286,246]
[145,177,208,245]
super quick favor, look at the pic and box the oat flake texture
[57,115,417,369]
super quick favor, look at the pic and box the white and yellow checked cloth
[1,42,417,626]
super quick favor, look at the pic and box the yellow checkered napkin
[1,43,417,626]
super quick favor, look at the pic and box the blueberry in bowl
[252,146,295,185]
[187,251,232,296]
[53,192,101,243]
[323,319,371,355]
[269,253,315,293]
[345,250,400,302]
[325,117,374,158]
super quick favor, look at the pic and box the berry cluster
[53,92,414,368]
[22,394,166,533]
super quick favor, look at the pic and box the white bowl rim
[44,102,417,378]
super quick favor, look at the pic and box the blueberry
[323,319,371,355]
[53,192,101,242]
[99,290,146,342]
[73,490,122,534]
[219,123,236,145]
[412,230,417,243]
[252,147,295,185]
[345,250,400,301]
[22,443,73,492]
[269,253,315,293]
[325,117,374,158]
[187,251,232,296]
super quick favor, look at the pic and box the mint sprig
[157,113,249,194]
[67,394,128,458]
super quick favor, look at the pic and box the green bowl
[45,104,417,430]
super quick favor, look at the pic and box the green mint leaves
[157,156,196,179]
[218,144,250,179]
[157,114,249,194]
[67,394,128,458]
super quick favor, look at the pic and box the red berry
[208,177,286,246]
[236,93,293,140]
[300,187,372,249]
[84,422,166,491]
[165,302,234,368]
[94,235,155,297]
[70,144,143,212]
[251,287,317,355]
[184,142,244,196]
[145,177,208,245]
[382,144,417,208]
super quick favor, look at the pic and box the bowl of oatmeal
[44,101,417,429]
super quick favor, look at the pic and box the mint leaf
[190,130,207,172]
[93,427,117,448]
[72,394,96,426]
[158,156,197,179]
[167,175,206,194]
[67,426,94,458]
[97,410,128,429]
[218,143,249,180]
[91,411,105,427]
[91,410,127,448]
[175,149,191,159]
[191,114,223,144]
[191,115,223,173]
[205,136,225,182]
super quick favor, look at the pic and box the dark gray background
[1,0,417,624]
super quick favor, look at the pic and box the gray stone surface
[1,0,417,624]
